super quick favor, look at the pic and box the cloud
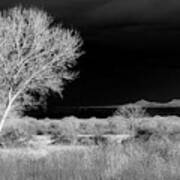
[85,0,180,26]
[0,0,110,25]
[0,0,179,26]
[0,0,179,27]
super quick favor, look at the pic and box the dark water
[147,107,180,117]
[50,107,180,118]
[24,106,180,119]
[49,107,116,118]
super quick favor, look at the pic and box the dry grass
[0,138,180,180]
[1,114,180,179]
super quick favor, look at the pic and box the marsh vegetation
[1,105,180,180]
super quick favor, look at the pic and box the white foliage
[0,5,83,109]
[0,6,83,131]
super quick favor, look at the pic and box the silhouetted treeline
[23,106,180,119]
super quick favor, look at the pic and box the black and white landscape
[0,1,180,180]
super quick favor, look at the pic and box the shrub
[77,135,95,146]
[78,122,110,135]
[50,127,77,145]
[47,122,61,135]
[0,127,32,147]
[114,104,148,135]
[94,123,103,136]
[51,132,73,145]
[107,118,118,134]
[93,135,109,146]
[78,122,88,134]
[114,104,147,119]
[32,122,49,135]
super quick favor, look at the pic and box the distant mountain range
[56,99,180,109]
[134,99,180,108]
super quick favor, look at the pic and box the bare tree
[0,6,83,131]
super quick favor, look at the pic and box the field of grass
[1,111,180,179]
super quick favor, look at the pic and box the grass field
[1,112,180,179]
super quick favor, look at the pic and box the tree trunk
[0,100,13,132]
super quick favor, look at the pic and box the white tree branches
[0,6,83,131]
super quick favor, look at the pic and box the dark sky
[2,0,180,106]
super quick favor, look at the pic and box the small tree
[114,104,148,135]
[0,6,83,131]
[114,104,147,119]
